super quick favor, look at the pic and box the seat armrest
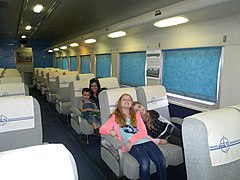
[101,134,122,150]
[70,107,81,116]
[170,117,183,125]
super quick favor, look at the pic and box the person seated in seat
[100,94,167,180]
[79,87,101,135]
[133,101,182,147]
[89,78,107,109]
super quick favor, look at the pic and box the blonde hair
[112,94,137,127]
[132,101,155,129]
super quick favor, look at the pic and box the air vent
[155,9,161,16]
[0,1,8,8]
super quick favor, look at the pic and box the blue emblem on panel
[151,97,157,104]
[219,136,230,153]
[0,114,8,126]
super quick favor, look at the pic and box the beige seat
[99,87,170,179]
[182,105,240,180]
[0,96,42,152]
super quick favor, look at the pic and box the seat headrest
[72,80,89,97]
[58,75,77,88]
[0,83,25,96]
[137,85,169,110]
[0,96,34,133]
[185,107,240,166]
[77,73,95,81]
[99,77,119,89]
[105,88,137,114]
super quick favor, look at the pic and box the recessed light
[70,43,79,47]
[108,31,126,38]
[53,48,59,51]
[33,4,43,13]
[21,35,26,39]
[84,39,96,44]
[48,50,53,53]
[25,25,32,30]
[154,16,189,28]
[60,46,67,50]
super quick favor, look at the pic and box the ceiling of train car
[0,0,184,43]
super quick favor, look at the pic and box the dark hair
[89,78,101,95]
[82,87,91,94]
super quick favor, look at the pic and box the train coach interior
[1,0,240,179]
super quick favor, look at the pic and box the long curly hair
[113,94,137,127]
[132,101,155,130]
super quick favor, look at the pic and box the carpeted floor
[29,87,186,180]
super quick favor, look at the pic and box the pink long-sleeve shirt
[99,113,157,152]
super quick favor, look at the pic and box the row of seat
[98,85,240,180]
[0,70,79,179]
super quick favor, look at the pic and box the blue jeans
[129,141,167,180]
[82,103,101,125]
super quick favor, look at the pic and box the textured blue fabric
[96,54,111,78]
[56,57,60,68]
[80,55,90,73]
[162,47,222,102]
[70,56,77,71]
[120,52,146,86]
[62,57,68,70]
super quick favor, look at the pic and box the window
[80,55,90,73]
[119,51,146,86]
[62,57,68,70]
[96,54,111,78]
[70,56,77,71]
[56,57,60,68]
[162,46,222,103]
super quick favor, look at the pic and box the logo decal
[0,114,8,126]
[219,136,230,153]
[151,97,157,104]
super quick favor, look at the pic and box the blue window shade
[80,55,90,73]
[62,57,68,70]
[56,57,60,68]
[162,47,222,102]
[70,56,77,71]
[96,54,111,78]
[120,51,146,86]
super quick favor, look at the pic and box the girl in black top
[133,101,182,147]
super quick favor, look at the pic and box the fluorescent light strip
[84,39,96,44]
[154,16,189,28]
[60,46,67,50]
[108,31,126,38]
[70,43,79,47]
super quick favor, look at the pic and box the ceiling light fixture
[84,39,96,44]
[53,48,59,51]
[48,50,53,53]
[21,35,26,39]
[70,43,79,47]
[108,31,126,38]
[60,46,67,50]
[33,4,43,13]
[154,16,189,28]
[25,25,32,30]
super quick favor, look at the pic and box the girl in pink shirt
[100,93,166,180]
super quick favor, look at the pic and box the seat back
[99,77,120,89]
[69,79,90,108]
[56,74,77,102]
[0,76,23,84]
[77,73,95,81]
[182,106,240,180]
[0,96,43,152]
[135,85,171,120]
[0,83,28,96]
[0,144,78,180]
[99,87,137,124]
